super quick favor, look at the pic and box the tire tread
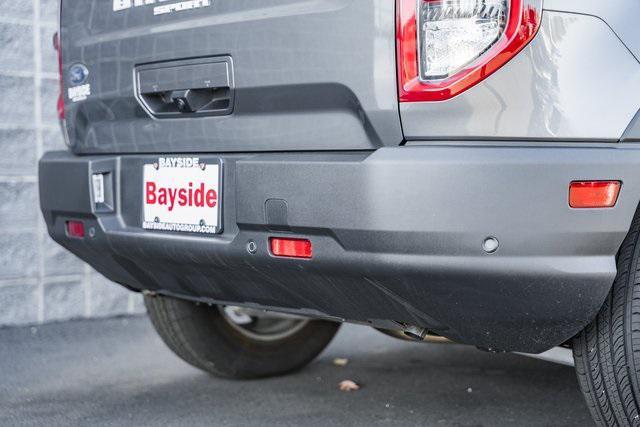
[145,296,340,379]
[574,208,640,426]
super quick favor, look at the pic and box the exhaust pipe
[377,325,453,344]
[402,325,428,341]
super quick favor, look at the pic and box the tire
[573,208,640,427]
[144,295,340,379]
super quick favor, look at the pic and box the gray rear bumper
[39,144,640,352]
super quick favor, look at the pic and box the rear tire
[573,209,640,426]
[145,295,340,379]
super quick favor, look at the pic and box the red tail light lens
[270,238,313,259]
[398,0,542,102]
[569,181,621,209]
[66,221,85,239]
[54,14,71,148]
[54,31,64,120]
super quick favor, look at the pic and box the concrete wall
[0,0,144,326]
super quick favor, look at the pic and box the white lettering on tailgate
[113,0,212,15]
[154,0,211,15]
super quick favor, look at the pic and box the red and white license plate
[142,157,222,234]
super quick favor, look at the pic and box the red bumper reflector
[270,238,312,259]
[569,181,621,208]
[66,221,85,238]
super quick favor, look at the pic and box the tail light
[398,0,542,102]
[54,31,64,121]
[54,2,71,147]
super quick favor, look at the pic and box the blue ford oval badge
[68,63,89,86]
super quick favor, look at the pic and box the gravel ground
[0,316,593,426]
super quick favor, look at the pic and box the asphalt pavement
[0,316,593,426]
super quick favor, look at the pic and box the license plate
[142,157,222,234]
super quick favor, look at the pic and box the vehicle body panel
[60,0,402,153]
[39,144,640,352]
[544,0,640,62]
[400,12,640,141]
[623,110,640,142]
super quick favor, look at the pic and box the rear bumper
[39,144,640,352]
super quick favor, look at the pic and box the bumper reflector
[569,181,621,208]
[270,238,312,259]
[66,220,85,238]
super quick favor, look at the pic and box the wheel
[573,209,640,426]
[144,295,341,379]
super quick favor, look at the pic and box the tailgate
[60,0,402,154]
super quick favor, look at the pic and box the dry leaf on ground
[333,358,349,367]
[339,380,360,392]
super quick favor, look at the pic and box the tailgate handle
[142,87,231,115]
[135,57,234,119]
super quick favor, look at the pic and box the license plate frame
[142,157,223,235]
